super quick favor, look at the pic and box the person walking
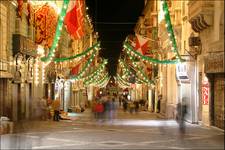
[176,98,187,134]
[95,101,104,124]
[157,95,162,113]
[52,98,60,121]
[40,97,47,121]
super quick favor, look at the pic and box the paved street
[1,109,224,149]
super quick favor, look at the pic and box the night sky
[86,0,144,76]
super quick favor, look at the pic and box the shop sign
[202,82,209,105]
[176,63,189,82]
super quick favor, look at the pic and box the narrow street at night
[1,109,224,149]
[0,0,224,149]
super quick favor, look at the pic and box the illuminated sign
[202,82,209,105]
[176,63,189,82]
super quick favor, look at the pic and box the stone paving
[0,109,224,149]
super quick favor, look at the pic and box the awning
[0,71,13,78]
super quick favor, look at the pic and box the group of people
[92,96,117,123]
[35,97,61,121]
[120,97,147,114]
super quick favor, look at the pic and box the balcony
[188,1,214,32]
[0,59,13,78]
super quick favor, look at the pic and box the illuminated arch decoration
[54,42,100,62]
[70,48,97,80]
[83,59,108,85]
[122,0,184,64]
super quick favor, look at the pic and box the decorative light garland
[71,49,97,80]
[83,59,108,84]
[121,1,185,64]
[116,73,131,87]
[119,58,154,84]
[123,42,180,64]
[98,76,110,88]
[54,42,100,62]
[119,59,145,84]
[41,0,70,62]
[116,76,130,88]
[94,73,110,87]
[126,54,155,84]
[162,0,182,60]
[94,73,109,86]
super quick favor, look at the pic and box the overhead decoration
[122,0,184,65]
[123,42,180,64]
[70,63,80,75]
[162,0,182,60]
[27,2,34,25]
[40,0,70,62]
[93,73,109,86]
[83,59,108,84]
[70,49,97,80]
[64,0,85,39]
[119,59,154,84]
[97,76,110,88]
[34,4,58,48]
[131,34,149,55]
[17,0,23,18]
[54,42,100,62]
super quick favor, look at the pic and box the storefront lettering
[202,83,209,105]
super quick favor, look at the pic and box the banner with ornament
[34,4,58,48]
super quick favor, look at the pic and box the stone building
[188,1,224,129]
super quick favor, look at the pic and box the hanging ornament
[17,0,23,19]
[34,4,58,48]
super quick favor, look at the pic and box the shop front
[176,56,198,123]
[204,52,224,129]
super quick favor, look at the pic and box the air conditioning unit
[188,36,201,46]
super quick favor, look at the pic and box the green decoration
[54,42,100,62]
[123,42,180,64]
[83,59,108,84]
[71,49,97,80]
[41,0,70,62]
[162,0,182,60]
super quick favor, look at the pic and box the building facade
[188,1,224,129]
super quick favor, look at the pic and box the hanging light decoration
[41,0,70,62]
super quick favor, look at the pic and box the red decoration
[134,34,149,55]
[34,4,57,48]
[17,0,23,18]
[27,3,34,25]
[71,64,80,75]
[64,0,85,39]
[202,82,209,105]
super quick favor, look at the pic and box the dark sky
[86,0,144,76]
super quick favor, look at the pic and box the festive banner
[34,4,58,48]
[64,0,85,39]
[71,64,80,75]
[131,34,149,55]
[27,2,34,25]
[17,0,23,18]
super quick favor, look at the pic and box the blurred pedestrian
[92,99,97,119]
[122,98,128,112]
[176,98,187,134]
[40,97,47,120]
[95,101,104,123]
[157,95,162,113]
[52,98,60,121]
[134,100,139,113]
